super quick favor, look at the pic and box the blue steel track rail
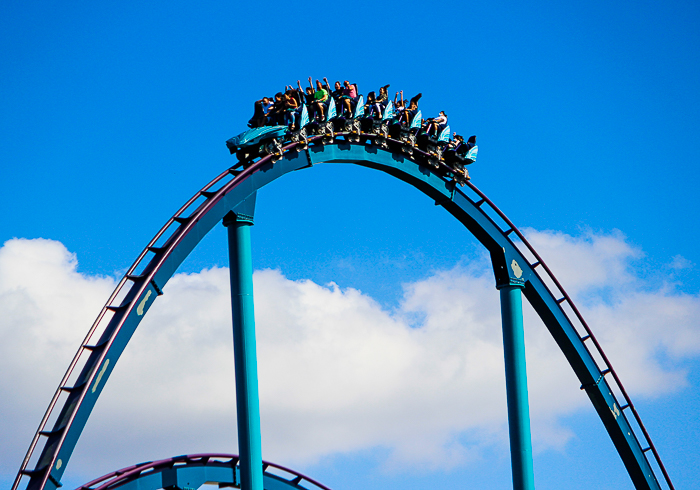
[75,453,332,490]
[13,132,674,490]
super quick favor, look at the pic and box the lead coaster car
[226,125,287,165]
[227,106,312,164]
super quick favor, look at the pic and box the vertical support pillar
[223,204,263,490]
[498,283,535,490]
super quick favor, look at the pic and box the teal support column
[499,283,535,490]
[223,200,263,490]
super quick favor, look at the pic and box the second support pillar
[224,209,263,490]
[499,283,535,490]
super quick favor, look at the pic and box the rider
[310,77,329,121]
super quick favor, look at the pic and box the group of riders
[244,77,478,182]
[250,78,448,134]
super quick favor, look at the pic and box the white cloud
[1,232,699,483]
[522,229,700,396]
[669,254,693,271]
[0,239,117,479]
[522,228,642,295]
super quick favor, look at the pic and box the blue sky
[1,1,699,489]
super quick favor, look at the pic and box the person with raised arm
[324,77,344,118]
[309,76,329,121]
[297,79,316,120]
[394,90,406,123]
[323,77,343,100]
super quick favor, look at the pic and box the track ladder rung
[200,191,217,198]
[147,246,165,254]
[601,369,611,375]
[556,297,566,304]
[620,404,629,410]
[474,199,485,207]
[580,335,591,341]
[531,261,541,268]
[83,342,106,351]
[39,426,64,437]
[642,446,652,453]
[504,228,514,236]
[105,303,129,312]
[59,386,83,394]
[229,168,242,176]
[60,381,87,393]
[173,216,192,224]
[291,476,303,485]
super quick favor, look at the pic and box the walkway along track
[13,132,674,490]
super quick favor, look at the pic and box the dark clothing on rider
[248,100,266,128]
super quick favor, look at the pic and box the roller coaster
[227,96,477,184]
[13,95,675,490]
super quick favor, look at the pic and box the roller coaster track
[75,453,331,490]
[14,132,675,490]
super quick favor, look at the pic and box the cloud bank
[1,230,699,483]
